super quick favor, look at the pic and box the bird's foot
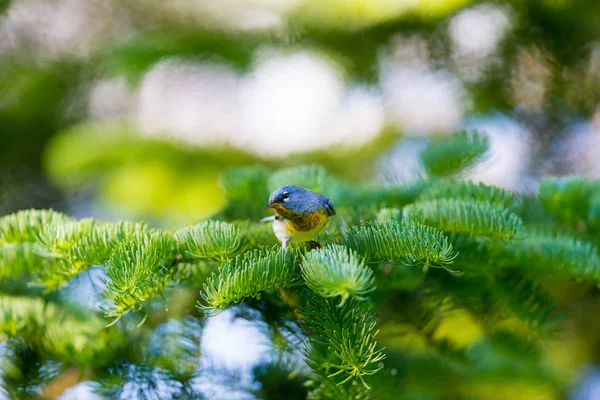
[309,241,322,249]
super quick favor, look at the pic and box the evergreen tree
[1,130,599,399]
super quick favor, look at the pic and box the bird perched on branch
[262,185,336,249]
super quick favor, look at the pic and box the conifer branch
[338,220,457,268]
[419,180,515,209]
[403,199,523,240]
[300,292,385,391]
[268,164,332,194]
[421,131,488,177]
[0,242,49,278]
[220,165,270,203]
[102,230,178,321]
[494,231,600,281]
[0,295,124,365]
[537,176,600,227]
[198,247,300,315]
[174,220,246,262]
[302,245,374,305]
[0,209,73,244]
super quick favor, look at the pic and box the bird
[262,185,336,249]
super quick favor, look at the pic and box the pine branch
[494,230,600,281]
[302,245,374,305]
[338,220,457,268]
[198,247,300,315]
[0,209,73,244]
[418,180,515,209]
[403,199,523,240]
[420,131,488,177]
[300,291,385,391]
[174,220,246,262]
[0,295,124,366]
[102,230,178,321]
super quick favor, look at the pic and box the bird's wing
[323,198,336,216]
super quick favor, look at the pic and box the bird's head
[263,185,336,217]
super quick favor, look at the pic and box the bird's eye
[282,192,289,200]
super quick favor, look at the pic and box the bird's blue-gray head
[263,185,336,216]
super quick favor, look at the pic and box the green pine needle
[403,199,523,240]
[103,230,178,320]
[421,130,489,177]
[198,247,300,315]
[339,220,457,268]
[0,209,73,244]
[175,220,246,262]
[302,245,375,305]
[419,180,515,209]
[301,291,385,389]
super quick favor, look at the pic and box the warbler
[262,185,336,249]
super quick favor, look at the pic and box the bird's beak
[262,202,275,211]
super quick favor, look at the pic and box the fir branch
[0,209,73,244]
[403,199,523,240]
[420,131,488,177]
[102,230,178,321]
[338,220,457,268]
[538,176,600,227]
[494,231,600,281]
[268,165,334,195]
[302,245,375,305]
[198,247,300,315]
[230,220,280,249]
[375,208,402,224]
[220,165,270,203]
[494,273,560,334]
[174,220,245,262]
[300,291,385,390]
[419,180,515,209]
[0,295,124,366]
[0,242,49,278]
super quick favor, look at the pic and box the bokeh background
[2,0,600,398]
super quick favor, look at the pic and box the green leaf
[174,220,246,262]
[300,291,385,389]
[339,220,457,268]
[403,199,523,240]
[421,131,488,177]
[199,247,300,315]
[0,209,73,244]
[302,245,374,305]
[419,180,515,209]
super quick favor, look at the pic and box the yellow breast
[273,210,329,244]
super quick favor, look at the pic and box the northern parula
[263,185,336,249]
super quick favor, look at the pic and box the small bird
[262,185,336,249]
